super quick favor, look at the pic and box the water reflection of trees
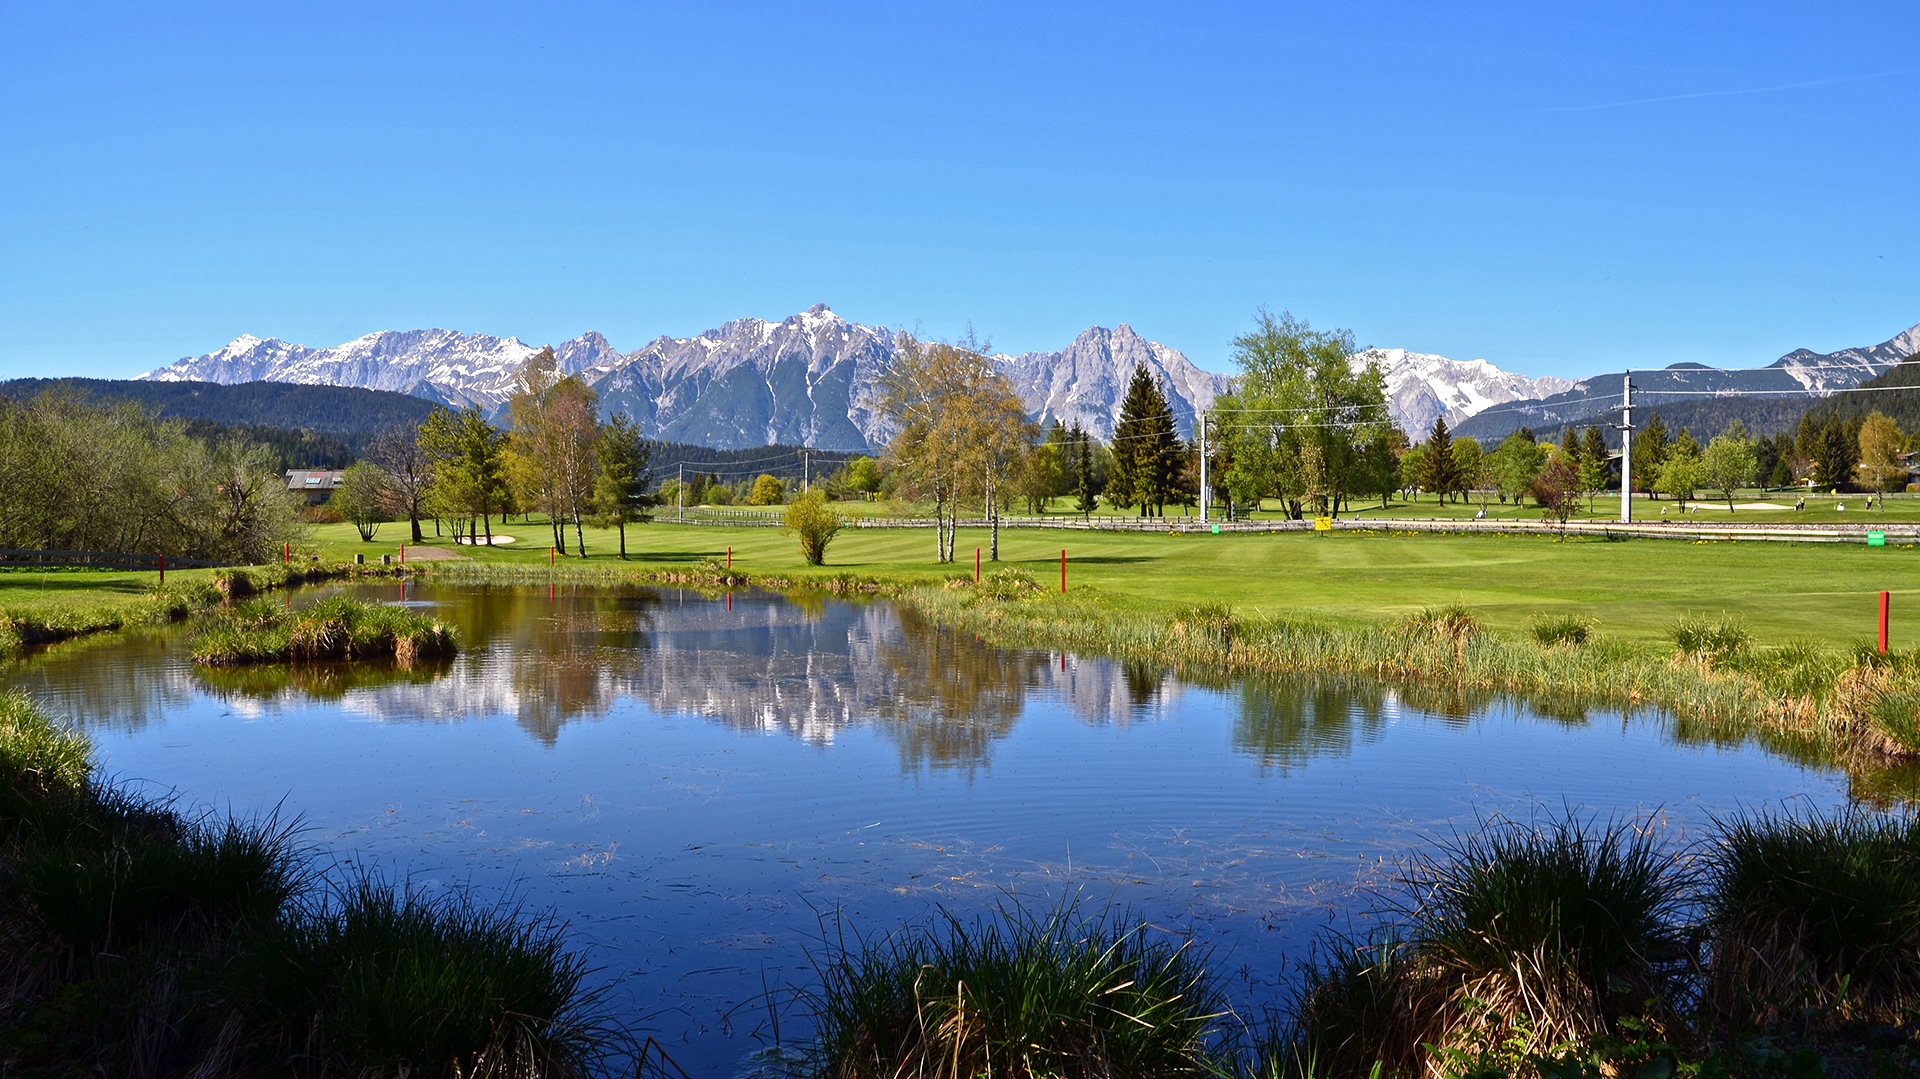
[2,629,196,733]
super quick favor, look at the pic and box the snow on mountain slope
[138,310,1574,449]
[999,325,1226,440]
[1771,320,1920,392]
[1357,348,1574,435]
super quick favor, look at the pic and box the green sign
[1869,531,1887,547]
[1210,524,1220,535]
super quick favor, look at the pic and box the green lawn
[0,566,220,617]
[313,514,1915,651]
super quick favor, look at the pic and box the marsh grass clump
[191,597,456,667]
[0,689,91,807]
[810,898,1224,1079]
[1528,614,1592,648]
[1402,814,1689,1055]
[1669,616,1751,665]
[1397,605,1478,645]
[235,875,603,1077]
[1704,809,1920,1030]
[1261,933,1421,1079]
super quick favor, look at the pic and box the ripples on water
[3,583,1864,1075]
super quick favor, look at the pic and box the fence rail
[657,510,1918,544]
[0,548,232,571]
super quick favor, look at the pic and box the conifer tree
[1109,366,1179,516]
[1420,416,1458,502]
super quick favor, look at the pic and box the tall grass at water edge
[0,562,364,660]
[0,691,609,1077]
[901,575,1920,765]
[191,596,457,666]
[808,897,1225,1079]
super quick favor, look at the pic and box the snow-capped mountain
[141,307,1225,450]
[1357,348,1574,435]
[1454,320,1920,442]
[139,328,577,411]
[1000,325,1227,438]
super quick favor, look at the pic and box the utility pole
[1198,407,1209,524]
[1618,371,1634,525]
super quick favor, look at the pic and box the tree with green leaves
[1216,310,1390,519]
[843,456,882,500]
[1450,436,1485,506]
[784,489,841,565]
[1657,430,1704,508]
[418,405,508,545]
[1701,426,1757,512]
[1578,426,1610,514]
[1488,430,1546,505]
[592,413,653,558]
[1856,411,1907,504]
[332,461,392,541]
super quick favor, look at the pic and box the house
[286,469,346,504]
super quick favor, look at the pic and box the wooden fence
[0,548,232,571]
[655,510,1917,544]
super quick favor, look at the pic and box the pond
[3,582,1863,1076]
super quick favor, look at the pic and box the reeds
[809,898,1225,1079]
[0,693,609,1078]
[1703,808,1920,1031]
[191,596,456,667]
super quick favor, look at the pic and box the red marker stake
[549,546,555,566]
[1060,549,1066,593]
[975,548,980,583]
[158,554,165,586]
[1881,590,1892,654]
[727,547,732,571]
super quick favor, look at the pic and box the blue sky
[2,2,1915,379]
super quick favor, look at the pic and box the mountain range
[1452,321,1920,443]
[138,307,1920,450]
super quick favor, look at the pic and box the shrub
[748,474,786,505]
[1669,616,1750,663]
[1401,814,1688,1054]
[1528,614,1592,648]
[810,898,1223,1079]
[1703,809,1920,1028]
[783,490,842,566]
[978,567,1041,600]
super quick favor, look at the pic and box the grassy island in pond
[191,597,456,667]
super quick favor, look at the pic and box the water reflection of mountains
[6,586,1837,781]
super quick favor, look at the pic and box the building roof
[286,469,346,491]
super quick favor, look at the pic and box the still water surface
[4,583,1858,1075]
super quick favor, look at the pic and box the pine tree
[1420,416,1458,502]
[1072,423,1097,516]
[1635,413,1669,499]
[1110,366,1179,516]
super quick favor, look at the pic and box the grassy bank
[311,515,1916,650]
[191,596,457,666]
[0,562,377,660]
[0,691,609,1077]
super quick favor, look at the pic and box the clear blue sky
[2,2,1915,380]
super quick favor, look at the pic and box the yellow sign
[1313,516,1333,532]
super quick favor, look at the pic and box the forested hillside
[0,378,437,444]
